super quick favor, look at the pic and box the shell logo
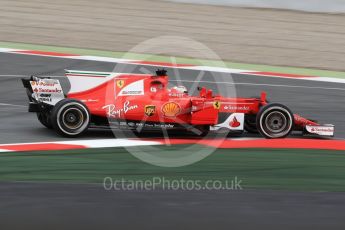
[161,102,181,117]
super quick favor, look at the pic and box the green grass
[1,145,345,192]
[1,41,345,78]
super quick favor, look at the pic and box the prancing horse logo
[116,80,125,88]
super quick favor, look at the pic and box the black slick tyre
[51,99,90,137]
[256,103,294,139]
[37,112,53,129]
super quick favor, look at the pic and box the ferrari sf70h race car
[22,69,334,138]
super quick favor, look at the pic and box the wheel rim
[259,106,293,138]
[265,111,287,133]
[62,108,84,130]
[56,102,90,135]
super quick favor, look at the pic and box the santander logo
[230,116,241,128]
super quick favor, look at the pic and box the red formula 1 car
[22,69,334,138]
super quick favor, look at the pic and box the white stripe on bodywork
[67,75,110,93]
[67,73,123,94]
[118,79,144,96]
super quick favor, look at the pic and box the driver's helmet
[170,85,187,94]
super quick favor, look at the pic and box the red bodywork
[66,72,318,129]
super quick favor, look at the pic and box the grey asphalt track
[0,52,344,144]
[1,182,345,230]
[1,52,345,229]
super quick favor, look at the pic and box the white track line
[0,149,12,152]
[0,75,29,77]
[64,57,345,84]
[0,48,21,52]
[59,139,161,148]
[0,139,161,148]
[0,75,67,78]
[0,103,27,107]
[2,49,345,84]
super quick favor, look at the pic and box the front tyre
[256,103,294,139]
[51,99,90,137]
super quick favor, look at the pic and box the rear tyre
[256,103,294,139]
[51,99,90,137]
[37,112,53,129]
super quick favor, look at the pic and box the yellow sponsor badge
[116,80,125,88]
[213,101,221,109]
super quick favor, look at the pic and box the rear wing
[21,70,117,112]
[21,76,65,112]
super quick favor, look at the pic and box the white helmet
[171,85,187,93]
